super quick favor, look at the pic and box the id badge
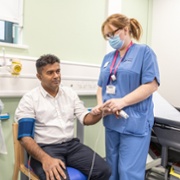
[106,85,116,94]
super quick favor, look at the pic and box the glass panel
[0,21,5,40]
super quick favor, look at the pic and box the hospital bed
[146,92,180,180]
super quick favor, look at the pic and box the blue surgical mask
[108,34,124,50]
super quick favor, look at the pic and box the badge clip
[111,74,116,81]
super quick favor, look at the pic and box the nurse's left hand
[91,104,102,115]
[91,105,113,117]
[102,98,126,113]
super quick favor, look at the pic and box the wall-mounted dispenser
[10,59,22,75]
[0,47,22,76]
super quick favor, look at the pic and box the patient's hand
[42,156,66,180]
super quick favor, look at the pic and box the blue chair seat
[25,163,87,180]
[67,167,87,180]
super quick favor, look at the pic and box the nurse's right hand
[91,104,102,115]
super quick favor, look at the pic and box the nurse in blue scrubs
[92,13,160,180]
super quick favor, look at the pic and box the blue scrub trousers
[105,127,151,180]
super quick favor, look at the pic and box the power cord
[87,111,104,180]
[28,155,32,180]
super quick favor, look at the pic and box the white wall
[105,0,151,52]
[0,54,99,97]
[151,0,180,107]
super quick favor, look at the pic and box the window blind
[0,0,22,24]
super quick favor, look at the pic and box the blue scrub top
[98,43,160,136]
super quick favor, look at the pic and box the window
[0,20,13,43]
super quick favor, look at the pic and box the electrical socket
[62,80,97,93]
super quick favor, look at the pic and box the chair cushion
[26,163,87,180]
[67,167,87,180]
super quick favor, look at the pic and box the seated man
[15,54,111,180]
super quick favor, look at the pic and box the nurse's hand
[91,105,102,115]
[91,105,113,117]
[102,98,126,113]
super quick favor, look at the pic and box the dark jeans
[30,138,111,180]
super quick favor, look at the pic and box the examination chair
[12,123,87,180]
[146,92,180,180]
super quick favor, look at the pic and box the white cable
[87,111,104,180]
[28,155,31,180]
[87,109,129,179]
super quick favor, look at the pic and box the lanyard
[107,41,133,85]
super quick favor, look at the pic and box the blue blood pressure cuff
[18,118,35,140]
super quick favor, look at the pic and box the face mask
[108,34,124,50]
